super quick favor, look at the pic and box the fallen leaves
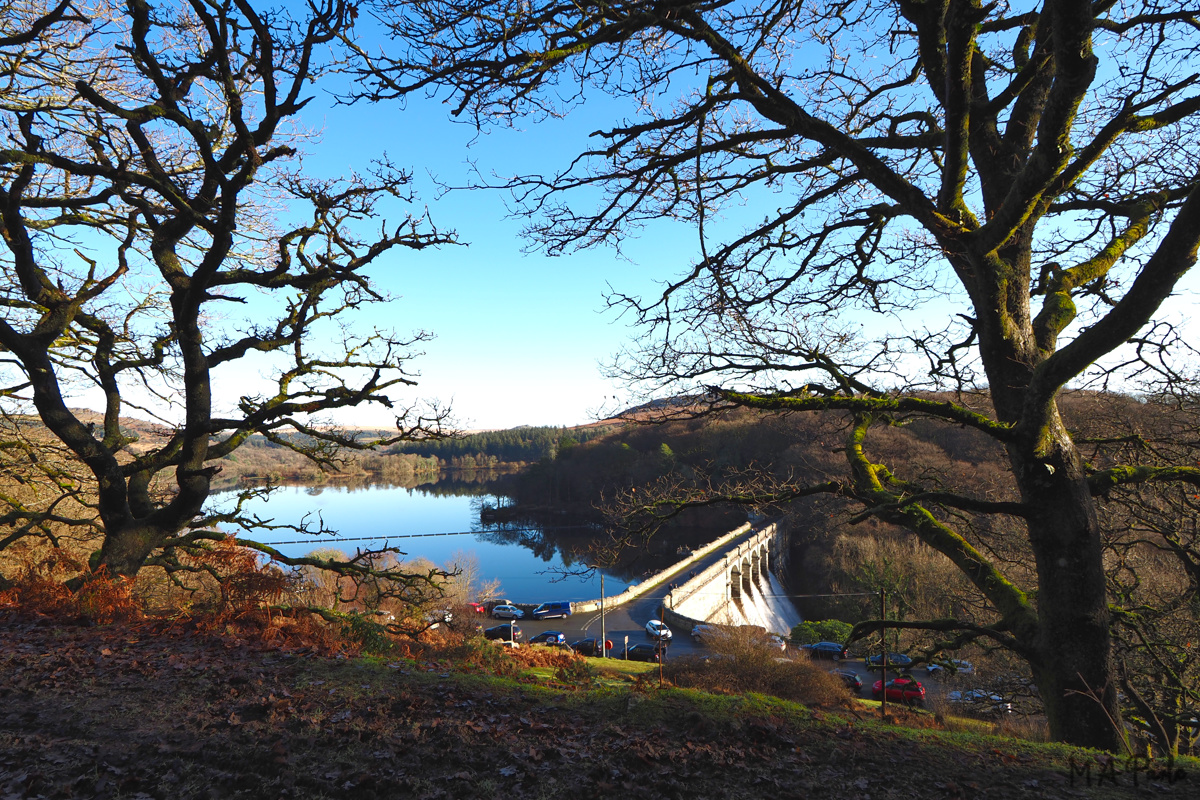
[0,609,1189,799]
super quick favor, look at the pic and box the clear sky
[241,82,680,432]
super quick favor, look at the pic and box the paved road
[479,598,706,660]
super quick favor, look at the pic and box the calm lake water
[208,482,636,604]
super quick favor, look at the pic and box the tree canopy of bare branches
[355,0,1200,750]
[0,1,454,602]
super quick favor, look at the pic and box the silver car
[645,619,673,640]
[491,604,524,620]
[948,689,1013,714]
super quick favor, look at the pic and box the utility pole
[600,571,606,659]
[880,589,887,721]
[659,605,666,685]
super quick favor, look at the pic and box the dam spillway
[726,570,802,633]
[657,520,804,636]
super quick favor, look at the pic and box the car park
[926,658,974,676]
[800,641,847,660]
[527,631,567,646]
[865,652,913,670]
[490,604,524,620]
[484,623,523,642]
[834,669,863,691]
[871,676,926,705]
[570,638,611,657]
[625,643,664,663]
[531,601,572,620]
[948,689,1013,714]
[645,619,673,641]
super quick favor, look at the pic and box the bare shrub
[664,627,850,706]
[442,549,502,607]
[431,631,522,676]
[0,550,139,624]
[509,644,582,671]
[993,714,1051,743]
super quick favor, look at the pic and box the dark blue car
[801,641,848,661]
[625,643,664,663]
[570,638,611,657]
[531,601,572,620]
[484,623,523,642]
[865,652,913,670]
[528,631,567,646]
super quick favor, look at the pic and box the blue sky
[253,84,678,431]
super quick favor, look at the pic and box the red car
[467,602,485,614]
[871,677,926,705]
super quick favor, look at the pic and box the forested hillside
[386,424,616,468]
[212,425,618,482]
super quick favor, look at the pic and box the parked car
[834,669,863,691]
[424,609,453,627]
[948,689,1013,714]
[527,631,567,646]
[570,638,611,657]
[871,677,926,705]
[484,623,523,642]
[926,659,974,676]
[625,643,664,663]
[531,601,572,620]
[645,619,673,641]
[800,641,848,661]
[768,634,787,651]
[865,652,913,670]
[691,624,717,642]
[491,604,524,620]
[466,602,486,614]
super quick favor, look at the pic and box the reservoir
[207,481,638,603]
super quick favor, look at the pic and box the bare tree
[1081,396,1200,755]
[0,1,454,601]
[353,0,1200,749]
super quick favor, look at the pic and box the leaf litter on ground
[0,609,1194,799]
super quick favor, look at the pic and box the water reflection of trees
[413,472,506,496]
[213,469,508,496]
[476,520,565,564]
[213,473,742,585]
[475,513,733,583]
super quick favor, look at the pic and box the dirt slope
[0,611,1189,799]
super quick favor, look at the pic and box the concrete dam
[663,520,802,634]
[574,520,803,636]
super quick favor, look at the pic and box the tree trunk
[1011,414,1124,751]
[93,522,164,579]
